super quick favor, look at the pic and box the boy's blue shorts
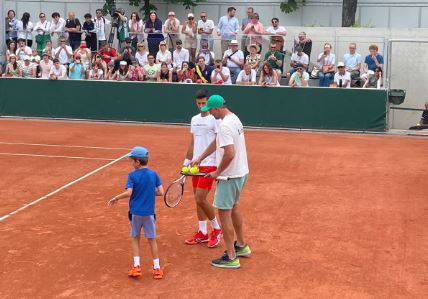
[129,212,156,238]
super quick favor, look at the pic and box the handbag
[310,66,320,78]
[322,64,334,73]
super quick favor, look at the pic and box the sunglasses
[40,15,46,18]
[201,16,206,18]
[160,44,166,46]
[188,17,194,20]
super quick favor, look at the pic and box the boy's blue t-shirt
[364,54,384,71]
[126,168,162,216]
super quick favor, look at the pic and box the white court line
[0,152,115,161]
[0,154,127,222]
[0,141,130,151]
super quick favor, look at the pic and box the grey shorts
[129,213,156,238]
[213,174,248,210]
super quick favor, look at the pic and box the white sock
[133,256,140,267]
[198,220,208,235]
[153,258,160,269]
[210,217,221,230]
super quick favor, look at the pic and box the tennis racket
[164,175,186,208]
[180,171,230,181]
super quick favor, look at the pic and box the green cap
[201,95,225,112]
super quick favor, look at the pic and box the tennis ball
[190,166,199,174]
[182,166,189,173]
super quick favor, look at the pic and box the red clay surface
[0,119,427,298]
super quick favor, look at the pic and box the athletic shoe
[184,230,209,245]
[211,252,240,269]
[128,265,142,277]
[207,228,222,248]
[153,268,163,279]
[234,241,252,257]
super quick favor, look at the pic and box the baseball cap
[120,60,127,66]
[337,62,345,67]
[188,13,194,18]
[168,11,175,16]
[126,146,149,158]
[201,95,226,112]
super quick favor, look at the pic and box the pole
[0,0,5,59]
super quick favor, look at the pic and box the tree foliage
[280,0,306,14]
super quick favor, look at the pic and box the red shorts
[192,166,217,190]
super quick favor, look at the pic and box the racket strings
[164,182,183,207]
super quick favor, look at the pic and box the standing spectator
[39,52,53,79]
[88,62,104,80]
[177,61,195,83]
[164,11,180,52]
[344,42,362,87]
[94,9,110,49]
[19,55,36,78]
[259,62,280,86]
[182,13,198,63]
[236,63,257,85]
[143,54,160,81]
[49,58,67,80]
[334,62,351,88]
[217,7,239,55]
[135,43,148,66]
[145,11,163,57]
[361,44,384,84]
[242,13,264,58]
[241,7,254,53]
[112,60,131,81]
[74,41,92,70]
[288,63,309,87]
[82,13,97,52]
[53,37,73,65]
[197,12,214,50]
[195,94,251,269]
[194,56,213,83]
[2,54,20,78]
[211,59,232,85]
[157,62,172,82]
[265,18,287,52]
[222,40,244,84]
[197,40,215,66]
[294,31,312,61]
[34,13,51,56]
[264,43,283,76]
[286,45,309,79]
[129,12,144,51]
[16,39,32,61]
[363,67,383,89]
[69,54,86,80]
[16,13,33,47]
[6,10,18,43]
[172,39,190,72]
[113,8,129,52]
[245,44,261,72]
[50,12,66,39]
[156,41,172,68]
[317,42,335,87]
[97,43,117,64]
[64,12,82,51]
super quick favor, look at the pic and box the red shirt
[97,47,118,63]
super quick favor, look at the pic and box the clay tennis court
[0,118,427,298]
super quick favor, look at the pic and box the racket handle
[217,176,229,181]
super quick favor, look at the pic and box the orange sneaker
[153,268,163,279]
[128,265,142,277]
[184,231,208,245]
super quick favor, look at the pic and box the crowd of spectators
[2,7,384,88]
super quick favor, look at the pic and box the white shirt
[89,69,104,80]
[40,60,53,78]
[135,51,148,66]
[334,71,351,88]
[50,18,66,35]
[49,65,67,78]
[237,69,256,83]
[291,52,309,66]
[216,113,249,178]
[191,114,219,166]
[265,26,287,35]
[211,67,232,85]
[94,17,111,41]
[223,49,244,68]
[156,50,172,65]
[34,21,51,35]
[173,48,190,70]
[197,19,214,39]
[15,46,32,61]
[16,21,34,40]
[53,46,73,64]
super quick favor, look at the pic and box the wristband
[183,158,191,166]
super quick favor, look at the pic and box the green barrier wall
[0,79,387,131]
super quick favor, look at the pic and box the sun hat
[229,40,239,46]
[201,95,226,112]
[246,44,260,53]
[126,146,149,158]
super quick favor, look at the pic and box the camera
[110,6,124,28]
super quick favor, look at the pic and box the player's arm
[192,139,216,165]
[210,144,234,178]
[108,188,132,206]
[155,185,164,196]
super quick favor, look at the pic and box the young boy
[108,146,164,279]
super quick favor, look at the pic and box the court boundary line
[0,152,115,161]
[0,153,127,222]
[0,141,130,150]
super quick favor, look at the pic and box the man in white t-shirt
[211,59,232,85]
[287,45,309,79]
[53,37,73,65]
[194,94,251,269]
[236,64,257,85]
[222,40,244,84]
[183,90,223,248]
[172,39,189,71]
[334,62,351,88]
[49,58,67,80]
[197,11,214,50]
[265,18,287,51]
[94,9,111,49]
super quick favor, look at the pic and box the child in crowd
[108,146,164,279]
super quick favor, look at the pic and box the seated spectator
[122,38,135,55]
[264,43,283,76]
[287,46,309,79]
[157,62,172,82]
[82,13,97,52]
[6,41,17,62]
[410,101,428,129]
[344,42,362,87]
[242,12,264,55]
[333,62,351,88]
[15,38,32,61]
[30,48,41,64]
[117,42,134,67]
[265,18,287,52]
[69,54,86,80]
[112,61,131,81]
[361,44,384,84]
[130,59,144,81]
[259,62,280,86]
[49,58,67,80]
[236,64,257,85]
[53,37,73,65]
[88,62,104,80]
[92,53,107,75]
[363,67,383,89]
[97,43,117,64]
[294,31,312,61]
[197,40,215,66]
[135,43,148,67]
[42,40,53,58]
[177,61,195,83]
[194,56,213,83]
[39,52,53,79]
[19,55,36,78]
[222,39,244,84]
[74,41,92,70]
[288,63,309,87]
[143,54,160,81]
[156,41,172,68]
[211,59,232,85]
[2,54,20,78]
[245,44,261,72]
[105,60,115,80]
[172,39,189,72]
[317,42,335,87]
